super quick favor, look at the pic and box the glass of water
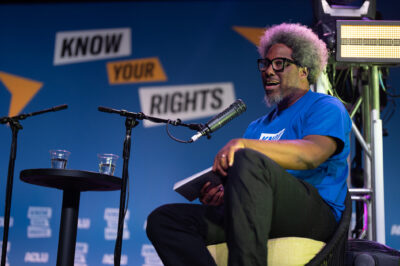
[97,153,119,176]
[49,149,71,169]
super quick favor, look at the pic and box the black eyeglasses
[257,57,302,72]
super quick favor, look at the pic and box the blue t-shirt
[243,90,352,221]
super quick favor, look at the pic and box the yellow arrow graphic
[232,26,266,47]
[0,71,43,117]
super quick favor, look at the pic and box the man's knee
[234,148,263,163]
[232,148,276,171]
[146,204,170,240]
[228,148,280,185]
[147,204,198,240]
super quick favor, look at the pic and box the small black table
[20,168,122,266]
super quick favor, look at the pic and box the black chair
[346,238,400,266]
[208,190,352,265]
[306,190,352,266]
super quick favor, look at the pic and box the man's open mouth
[265,80,280,88]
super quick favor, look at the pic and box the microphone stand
[0,118,21,266]
[114,116,138,266]
[0,105,68,266]
[97,107,201,266]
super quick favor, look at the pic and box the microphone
[51,104,68,112]
[98,106,144,119]
[191,99,246,142]
[98,106,116,114]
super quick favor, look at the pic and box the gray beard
[264,93,283,107]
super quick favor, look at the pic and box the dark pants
[146,148,337,266]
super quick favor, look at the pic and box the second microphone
[191,99,247,142]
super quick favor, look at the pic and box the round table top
[20,168,122,192]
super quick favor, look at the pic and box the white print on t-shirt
[259,129,285,141]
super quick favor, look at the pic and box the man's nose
[263,64,275,76]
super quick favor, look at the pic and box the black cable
[386,92,400,98]
[165,120,194,143]
[382,99,396,125]
[379,70,398,125]
[124,175,129,226]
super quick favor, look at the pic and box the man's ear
[299,67,309,78]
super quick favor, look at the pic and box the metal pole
[351,123,372,159]
[361,66,374,240]
[370,66,385,244]
[56,190,81,266]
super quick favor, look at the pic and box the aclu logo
[104,208,130,240]
[0,241,10,266]
[24,252,49,263]
[139,82,236,127]
[75,242,89,266]
[102,254,128,265]
[0,216,14,227]
[78,218,91,229]
[27,206,52,238]
[142,244,163,266]
[391,224,400,236]
[54,27,131,65]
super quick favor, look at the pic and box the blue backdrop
[1,0,400,265]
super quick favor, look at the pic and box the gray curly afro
[258,23,328,84]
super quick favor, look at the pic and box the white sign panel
[54,28,131,65]
[139,82,236,127]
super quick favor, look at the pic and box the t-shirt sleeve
[243,120,256,138]
[302,96,351,155]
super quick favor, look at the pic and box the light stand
[333,20,400,244]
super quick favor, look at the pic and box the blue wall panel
[0,0,399,265]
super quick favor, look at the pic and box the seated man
[146,23,352,266]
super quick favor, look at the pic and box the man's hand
[199,182,224,206]
[212,139,246,176]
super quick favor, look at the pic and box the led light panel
[337,20,400,63]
